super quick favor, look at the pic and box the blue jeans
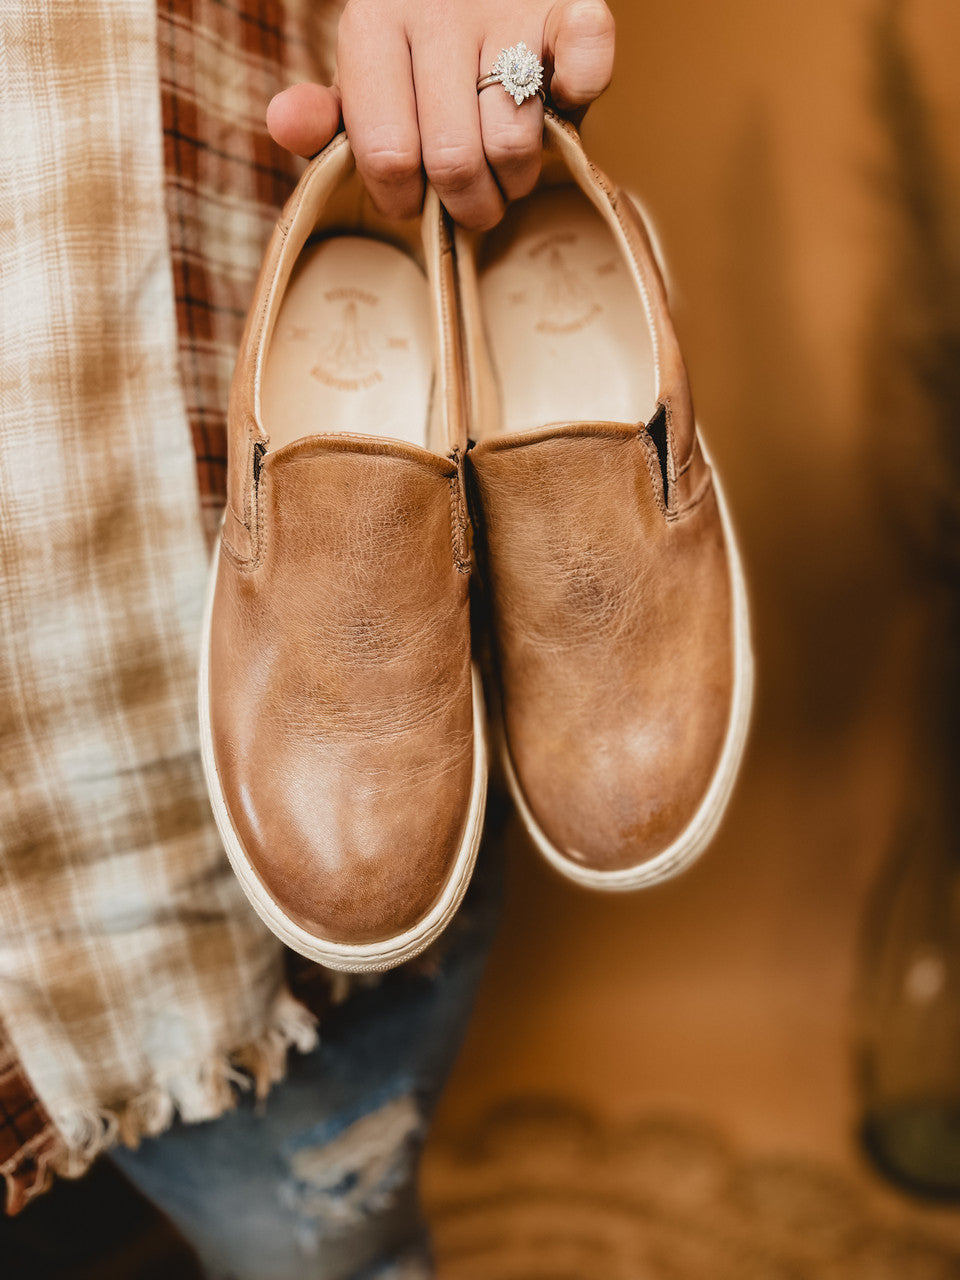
[109,848,501,1280]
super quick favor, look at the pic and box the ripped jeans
[109,855,500,1280]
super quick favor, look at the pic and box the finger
[413,32,504,232]
[545,0,615,111]
[266,83,342,158]
[337,5,423,220]
[478,38,544,201]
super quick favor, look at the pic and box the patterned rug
[426,1100,960,1279]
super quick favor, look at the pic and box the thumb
[266,82,342,159]
[545,0,616,112]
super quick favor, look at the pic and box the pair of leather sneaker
[198,112,753,974]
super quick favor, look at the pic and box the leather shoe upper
[471,419,732,873]
[465,113,747,879]
[206,135,479,949]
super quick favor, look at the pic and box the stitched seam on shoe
[550,111,618,203]
[667,472,714,523]
[220,531,246,565]
[221,532,263,573]
[448,450,471,574]
[226,434,265,564]
[277,448,454,475]
[675,440,697,474]
[586,157,617,202]
[671,399,700,477]
[662,400,681,484]
[637,432,669,517]
[224,469,270,572]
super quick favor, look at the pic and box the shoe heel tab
[226,133,355,560]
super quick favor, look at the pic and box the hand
[266,0,615,230]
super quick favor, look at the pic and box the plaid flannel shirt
[0,0,343,1212]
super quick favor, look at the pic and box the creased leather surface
[209,132,478,951]
[471,422,733,872]
[211,436,474,943]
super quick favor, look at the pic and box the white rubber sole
[198,547,488,973]
[503,454,754,891]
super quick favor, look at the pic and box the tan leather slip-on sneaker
[198,134,487,971]
[457,111,753,891]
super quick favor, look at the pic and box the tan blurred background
[423,0,960,1257]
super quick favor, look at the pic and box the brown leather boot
[460,111,753,890]
[199,134,486,970]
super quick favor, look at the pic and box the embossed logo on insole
[514,233,603,335]
[285,289,408,392]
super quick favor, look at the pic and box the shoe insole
[261,236,432,451]
[479,187,657,435]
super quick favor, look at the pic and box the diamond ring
[477,41,545,106]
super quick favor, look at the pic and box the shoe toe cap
[220,743,476,948]
[513,711,729,877]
